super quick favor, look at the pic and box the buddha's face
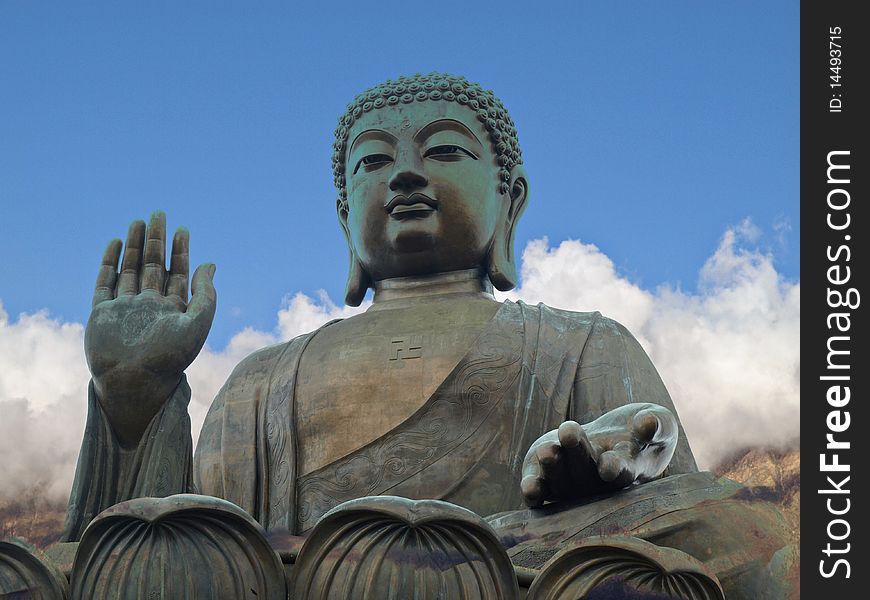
[342,101,509,282]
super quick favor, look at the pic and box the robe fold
[62,377,193,541]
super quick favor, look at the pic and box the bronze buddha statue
[31,74,794,599]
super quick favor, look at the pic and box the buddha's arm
[62,377,194,541]
[63,214,217,541]
[520,315,697,508]
[570,316,697,475]
[63,342,281,542]
[193,341,288,520]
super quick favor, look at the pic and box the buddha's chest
[294,300,500,475]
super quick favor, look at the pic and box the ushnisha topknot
[332,72,523,209]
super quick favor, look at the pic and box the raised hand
[85,212,216,448]
[520,403,678,508]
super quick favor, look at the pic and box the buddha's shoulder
[518,301,599,325]
[515,300,601,329]
[212,332,316,400]
[515,301,638,345]
[197,333,315,441]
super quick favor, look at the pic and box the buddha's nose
[389,151,428,192]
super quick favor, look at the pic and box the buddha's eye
[354,153,393,174]
[424,145,477,161]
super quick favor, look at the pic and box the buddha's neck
[368,268,495,311]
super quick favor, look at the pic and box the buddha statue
[43,73,794,599]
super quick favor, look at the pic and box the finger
[92,239,122,307]
[166,227,190,302]
[557,421,584,448]
[116,220,146,296]
[521,474,548,508]
[598,441,635,486]
[535,442,562,482]
[187,263,217,325]
[521,443,548,507]
[558,422,596,472]
[140,211,167,292]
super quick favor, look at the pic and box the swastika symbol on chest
[388,336,423,360]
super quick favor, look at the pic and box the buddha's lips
[385,193,438,216]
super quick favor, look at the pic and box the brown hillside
[0,490,66,549]
[713,445,800,543]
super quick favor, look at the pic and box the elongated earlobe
[486,234,517,291]
[486,173,528,291]
[337,200,372,306]
[344,251,371,306]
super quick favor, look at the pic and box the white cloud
[0,304,89,502]
[501,237,654,336]
[277,291,369,341]
[0,221,798,503]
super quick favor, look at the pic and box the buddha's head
[332,73,529,306]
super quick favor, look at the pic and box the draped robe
[191,300,697,533]
[64,300,696,538]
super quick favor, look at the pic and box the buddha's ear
[337,199,371,306]
[487,165,529,291]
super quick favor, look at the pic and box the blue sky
[0,1,799,349]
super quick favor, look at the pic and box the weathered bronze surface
[490,471,796,598]
[524,536,725,600]
[0,73,798,599]
[70,495,286,600]
[0,537,68,600]
[292,495,520,599]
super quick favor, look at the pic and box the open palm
[85,212,216,447]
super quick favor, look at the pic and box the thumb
[633,406,677,445]
[188,263,217,324]
[632,411,661,444]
